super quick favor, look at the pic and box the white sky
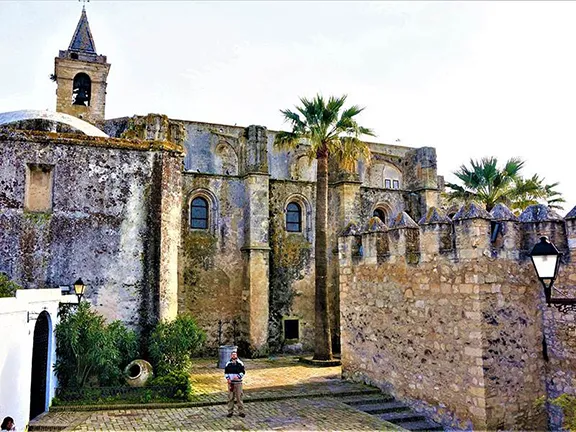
[0,1,574,214]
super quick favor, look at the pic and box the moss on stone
[268,208,312,352]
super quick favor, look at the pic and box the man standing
[224,349,246,418]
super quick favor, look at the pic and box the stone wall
[178,173,246,352]
[339,203,576,430]
[269,180,315,352]
[0,129,183,329]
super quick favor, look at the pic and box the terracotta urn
[124,359,153,387]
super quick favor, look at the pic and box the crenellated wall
[339,203,576,430]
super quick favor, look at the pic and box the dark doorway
[29,311,50,420]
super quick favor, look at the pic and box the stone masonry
[339,203,576,430]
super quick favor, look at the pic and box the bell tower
[54,6,110,127]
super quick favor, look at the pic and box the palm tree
[274,94,374,360]
[445,157,565,212]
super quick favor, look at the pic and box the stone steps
[393,420,444,431]
[341,395,444,431]
[338,393,395,406]
[356,400,409,414]
[378,410,426,422]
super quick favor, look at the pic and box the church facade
[0,9,440,355]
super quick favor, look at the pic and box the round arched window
[286,202,302,232]
[190,197,209,229]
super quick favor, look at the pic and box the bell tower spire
[54,4,110,127]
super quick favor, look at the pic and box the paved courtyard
[32,356,401,431]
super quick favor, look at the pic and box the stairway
[339,393,444,431]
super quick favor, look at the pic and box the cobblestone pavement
[69,398,399,431]
[32,356,400,431]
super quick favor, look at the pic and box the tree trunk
[313,151,333,360]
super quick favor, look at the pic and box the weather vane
[79,0,90,10]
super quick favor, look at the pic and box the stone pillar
[388,211,420,264]
[417,207,452,262]
[452,203,492,260]
[158,151,183,321]
[361,218,388,265]
[403,147,440,222]
[329,177,362,352]
[566,206,576,252]
[519,204,567,252]
[240,125,270,356]
[489,203,521,260]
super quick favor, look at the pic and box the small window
[384,179,392,188]
[286,202,302,232]
[190,197,209,229]
[25,164,53,213]
[392,180,400,189]
[373,208,386,224]
[284,319,299,340]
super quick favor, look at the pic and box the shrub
[54,302,139,389]
[148,315,205,375]
[0,273,19,298]
[147,370,192,401]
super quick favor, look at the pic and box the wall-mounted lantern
[73,278,86,305]
[529,236,576,313]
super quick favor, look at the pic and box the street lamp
[529,236,575,312]
[73,278,86,305]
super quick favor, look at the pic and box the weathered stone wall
[0,130,183,330]
[178,173,246,352]
[340,203,576,430]
[269,180,315,352]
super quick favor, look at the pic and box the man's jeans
[227,382,245,414]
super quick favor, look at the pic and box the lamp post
[529,236,576,313]
[73,278,86,305]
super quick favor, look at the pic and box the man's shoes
[239,413,246,418]
[227,413,233,418]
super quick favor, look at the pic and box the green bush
[0,273,19,298]
[148,315,205,375]
[54,302,139,389]
[147,370,192,401]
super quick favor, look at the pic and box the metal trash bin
[218,345,237,369]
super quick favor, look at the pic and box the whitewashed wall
[0,289,72,430]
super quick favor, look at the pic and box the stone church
[5,8,576,429]
[0,8,440,355]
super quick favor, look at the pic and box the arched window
[72,73,91,106]
[373,208,387,225]
[286,202,302,232]
[190,197,209,229]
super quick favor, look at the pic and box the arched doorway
[29,311,51,419]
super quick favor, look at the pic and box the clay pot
[124,359,153,387]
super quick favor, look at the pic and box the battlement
[339,203,576,267]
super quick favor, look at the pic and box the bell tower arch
[54,6,110,127]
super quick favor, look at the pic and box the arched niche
[214,141,238,176]
[367,161,403,189]
[290,155,314,182]
[72,73,92,106]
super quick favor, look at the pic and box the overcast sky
[0,1,574,213]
